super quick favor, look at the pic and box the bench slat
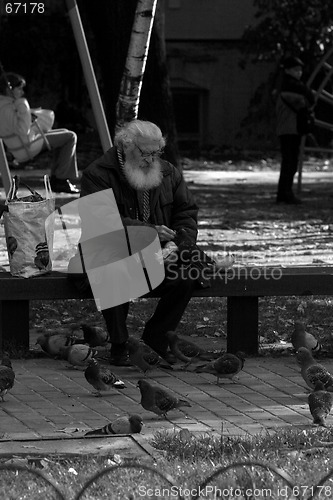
[0,267,333,299]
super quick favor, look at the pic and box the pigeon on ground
[81,324,109,347]
[137,379,191,418]
[291,320,321,353]
[85,414,143,435]
[165,330,217,365]
[84,358,126,396]
[60,344,97,368]
[194,351,245,384]
[308,381,333,427]
[36,331,78,357]
[0,353,15,401]
[126,337,173,374]
[296,347,333,391]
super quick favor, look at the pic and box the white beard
[123,158,163,190]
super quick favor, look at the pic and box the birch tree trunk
[116,0,157,128]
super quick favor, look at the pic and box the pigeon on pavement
[308,381,333,427]
[60,344,97,368]
[296,347,333,391]
[194,351,245,384]
[0,353,15,401]
[126,337,173,374]
[291,320,321,353]
[137,379,191,417]
[84,358,126,396]
[81,324,109,347]
[36,331,78,357]
[165,330,217,365]
[85,414,143,435]
[165,330,214,366]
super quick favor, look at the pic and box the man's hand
[155,225,176,242]
[0,203,8,218]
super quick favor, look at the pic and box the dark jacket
[276,74,315,136]
[80,147,198,244]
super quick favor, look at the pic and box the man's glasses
[136,145,164,159]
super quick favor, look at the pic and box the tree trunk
[78,0,179,166]
[116,0,157,128]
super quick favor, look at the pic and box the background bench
[1,266,333,355]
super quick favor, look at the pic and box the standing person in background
[0,71,80,193]
[276,56,315,204]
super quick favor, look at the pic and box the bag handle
[6,174,53,202]
[6,175,19,202]
[44,174,54,200]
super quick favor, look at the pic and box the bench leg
[0,300,30,352]
[227,296,259,355]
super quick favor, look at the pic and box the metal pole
[65,0,112,153]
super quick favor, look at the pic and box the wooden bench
[1,266,333,355]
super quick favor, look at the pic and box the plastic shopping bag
[3,175,55,278]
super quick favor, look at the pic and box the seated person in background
[0,72,79,193]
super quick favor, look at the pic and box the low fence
[0,460,331,499]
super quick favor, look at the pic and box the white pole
[65,0,113,152]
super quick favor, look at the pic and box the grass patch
[2,428,333,498]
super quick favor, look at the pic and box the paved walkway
[0,353,322,448]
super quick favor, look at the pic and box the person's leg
[277,134,301,203]
[102,303,131,365]
[44,129,78,180]
[67,274,131,365]
[286,135,301,193]
[141,265,197,355]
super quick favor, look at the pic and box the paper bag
[3,175,55,278]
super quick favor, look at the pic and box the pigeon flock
[1,320,332,436]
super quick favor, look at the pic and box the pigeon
[308,381,333,427]
[291,320,321,353]
[36,331,78,357]
[165,330,217,365]
[194,351,245,384]
[60,344,97,368]
[0,353,15,401]
[81,324,109,347]
[126,337,173,374]
[84,358,126,396]
[296,347,333,391]
[85,414,143,435]
[137,379,191,418]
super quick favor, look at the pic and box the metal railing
[298,46,333,193]
[0,459,332,499]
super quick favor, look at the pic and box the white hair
[114,120,166,149]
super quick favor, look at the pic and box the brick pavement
[0,354,325,448]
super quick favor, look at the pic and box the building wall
[164,0,272,149]
[165,0,255,40]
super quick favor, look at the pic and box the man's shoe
[143,341,177,365]
[50,177,80,194]
[109,353,132,367]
